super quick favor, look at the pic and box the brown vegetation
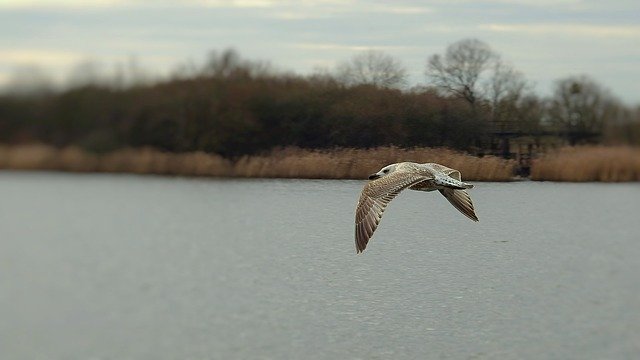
[3,47,638,165]
[4,144,639,182]
[233,146,516,180]
[531,146,640,182]
[0,144,232,176]
[0,144,516,181]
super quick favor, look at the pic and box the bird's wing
[426,163,479,221]
[355,171,430,253]
[426,163,462,180]
[438,188,479,221]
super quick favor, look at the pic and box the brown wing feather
[355,171,428,253]
[427,163,462,180]
[438,188,479,221]
[427,164,478,221]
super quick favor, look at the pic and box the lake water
[1,171,639,359]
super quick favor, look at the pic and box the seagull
[354,162,478,253]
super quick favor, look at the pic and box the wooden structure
[488,130,578,177]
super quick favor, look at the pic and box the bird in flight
[354,162,478,253]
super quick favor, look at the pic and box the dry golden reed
[531,146,640,182]
[4,144,637,182]
[0,144,232,177]
[0,144,516,181]
[233,146,516,181]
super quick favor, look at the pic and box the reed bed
[531,146,640,182]
[0,144,517,181]
[0,144,515,181]
[4,144,638,181]
[234,147,516,181]
[0,144,232,177]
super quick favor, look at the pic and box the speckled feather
[354,162,478,253]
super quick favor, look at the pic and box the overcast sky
[1,0,639,104]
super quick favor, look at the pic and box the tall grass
[4,144,638,181]
[0,144,516,181]
[531,146,640,182]
[0,144,232,177]
[234,147,516,180]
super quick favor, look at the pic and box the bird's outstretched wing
[355,171,430,253]
[427,163,462,180]
[428,163,479,221]
[438,188,479,221]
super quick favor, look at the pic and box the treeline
[1,40,639,157]
[0,72,494,156]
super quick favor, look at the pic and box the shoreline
[1,144,639,182]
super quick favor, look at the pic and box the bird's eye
[383,169,389,173]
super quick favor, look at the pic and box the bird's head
[368,163,398,180]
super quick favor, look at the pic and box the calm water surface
[1,171,639,359]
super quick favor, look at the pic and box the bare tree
[204,49,273,79]
[67,60,104,88]
[485,59,530,131]
[486,60,527,105]
[6,65,55,96]
[426,39,538,132]
[336,50,407,88]
[547,75,619,144]
[426,38,496,106]
[204,49,242,77]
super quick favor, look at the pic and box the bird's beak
[368,173,380,180]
